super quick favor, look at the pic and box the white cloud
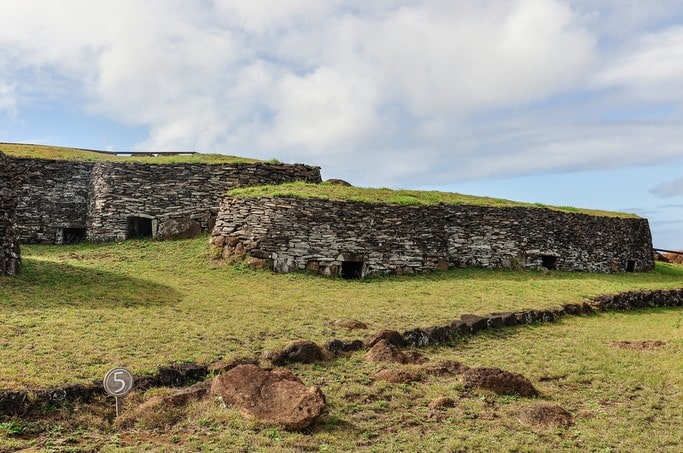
[593,26,683,101]
[0,81,17,115]
[1,0,683,187]
[651,177,683,198]
[263,67,384,151]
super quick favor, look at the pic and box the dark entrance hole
[62,227,86,244]
[626,260,636,272]
[127,217,153,239]
[541,255,557,270]
[341,261,364,280]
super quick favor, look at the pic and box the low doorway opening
[341,261,364,280]
[541,255,557,270]
[626,260,636,272]
[127,217,154,239]
[62,227,86,244]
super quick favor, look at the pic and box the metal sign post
[103,367,134,417]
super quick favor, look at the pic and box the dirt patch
[517,403,573,429]
[423,360,470,376]
[609,340,667,351]
[462,367,538,397]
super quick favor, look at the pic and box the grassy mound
[0,142,259,164]
[230,181,639,218]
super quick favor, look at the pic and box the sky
[1,0,683,249]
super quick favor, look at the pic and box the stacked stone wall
[87,162,321,241]
[0,152,21,275]
[5,153,319,244]
[211,196,655,275]
[12,158,95,243]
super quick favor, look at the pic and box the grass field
[1,237,682,451]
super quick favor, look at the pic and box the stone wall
[6,154,320,244]
[87,162,321,241]
[0,152,21,275]
[210,196,655,276]
[12,157,95,243]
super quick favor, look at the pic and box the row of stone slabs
[2,286,680,417]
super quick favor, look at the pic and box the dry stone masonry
[86,161,321,242]
[0,151,21,275]
[6,154,320,243]
[1,148,656,276]
[12,157,95,243]
[211,196,655,276]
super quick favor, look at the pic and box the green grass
[1,237,682,451]
[0,142,259,164]
[1,237,680,389]
[230,181,639,218]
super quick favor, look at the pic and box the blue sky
[2,0,683,249]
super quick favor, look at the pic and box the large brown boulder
[156,218,202,240]
[211,364,326,431]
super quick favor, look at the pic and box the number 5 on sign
[103,367,134,417]
[103,367,134,396]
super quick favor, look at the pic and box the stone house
[210,194,655,277]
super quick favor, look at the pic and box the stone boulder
[271,340,325,365]
[460,314,488,334]
[363,330,406,348]
[365,340,408,364]
[325,339,364,355]
[325,178,352,186]
[364,339,427,365]
[211,364,326,431]
[462,367,538,397]
[157,362,208,387]
[156,218,202,240]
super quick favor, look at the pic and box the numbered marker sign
[103,367,134,397]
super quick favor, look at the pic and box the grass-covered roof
[230,181,639,218]
[0,142,259,164]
